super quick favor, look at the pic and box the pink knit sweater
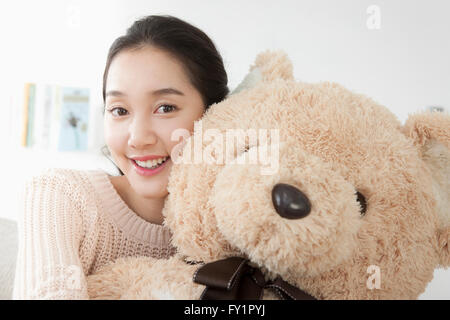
[13,168,176,300]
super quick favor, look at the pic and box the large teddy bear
[87,50,449,300]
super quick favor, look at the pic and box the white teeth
[135,156,168,168]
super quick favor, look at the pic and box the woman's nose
[271,183,311,219]
[128,119,158,148]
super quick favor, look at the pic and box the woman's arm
[13,169,88,299]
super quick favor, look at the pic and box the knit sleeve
[13,169,88,300]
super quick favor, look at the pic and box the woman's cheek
[104,120,127,158]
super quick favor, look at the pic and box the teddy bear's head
[163,50,450,299]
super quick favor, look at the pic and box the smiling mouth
[134,156,170,169]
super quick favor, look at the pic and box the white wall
[0,0,448,299]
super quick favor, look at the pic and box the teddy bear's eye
[356,191,367,216]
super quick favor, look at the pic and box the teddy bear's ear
[402,111,450,267]
[231,49,294,95]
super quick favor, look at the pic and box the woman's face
[104,46,205,198]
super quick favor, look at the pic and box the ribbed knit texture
[12,168,176,300]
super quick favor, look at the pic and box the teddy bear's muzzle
[272,183,312,219]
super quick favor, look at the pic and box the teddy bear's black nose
[272,183,311,219]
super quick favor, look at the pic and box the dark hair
[101,15,230,175]
[103,14,229,108]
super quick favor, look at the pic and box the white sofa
[0,218,17,300]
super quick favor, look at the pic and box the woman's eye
[155,104,177,114]
[109,107,128,117]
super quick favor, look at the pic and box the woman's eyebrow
[105,88,185,98]
[150,87,185,96]
[105,90,126,98]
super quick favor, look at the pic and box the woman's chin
[132,174,170,198]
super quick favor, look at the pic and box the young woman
[13,15,229,299]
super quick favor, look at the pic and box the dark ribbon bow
[192,257,316,300]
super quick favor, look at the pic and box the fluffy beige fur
[87,50,449,300]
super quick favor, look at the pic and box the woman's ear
[402,111,450,267]
[231,49,294,95]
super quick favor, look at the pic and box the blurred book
[32,83,53,149]
[25,84,36,147]
[57,87,90,151]
[20,83,33,147]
